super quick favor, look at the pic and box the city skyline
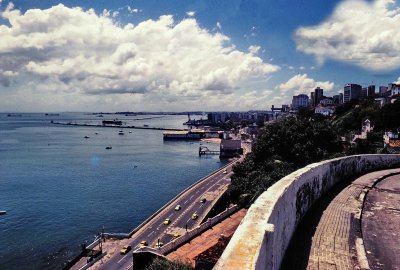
[0,0,399,112]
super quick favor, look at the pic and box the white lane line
[117,254,128,264]
[148,231,154,237]
[126,262,133,269]
[183,200,188,205]
[189,195,194,199]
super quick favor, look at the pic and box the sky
[0,0,399,112]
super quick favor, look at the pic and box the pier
[199,146,220,156]
[51,121,185,131]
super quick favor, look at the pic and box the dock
[199,146,220,156]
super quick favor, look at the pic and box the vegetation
[144,258,193,270]
[228,98,400,205]
[228,115,342,206]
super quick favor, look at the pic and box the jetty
[51,121,185,131]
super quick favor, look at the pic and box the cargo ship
[102,119,122,126]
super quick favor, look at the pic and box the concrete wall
[214,154,400,270]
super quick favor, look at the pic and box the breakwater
[51,121,185,131]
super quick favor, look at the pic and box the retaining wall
[214,154,400,270]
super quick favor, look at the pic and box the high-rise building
[367,85,375,97]
[314,87,323,105]
[379,86,388,95]
[292,94,309,110]
[310,92,315,106]
[343,84,362,103]
[361,87,367,99]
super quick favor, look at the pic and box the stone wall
[214,154,400,270]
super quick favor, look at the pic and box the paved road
[93,146,249,270]
[362,173,400,270]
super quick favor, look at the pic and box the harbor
[51,121,185,131]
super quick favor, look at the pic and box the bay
[0,113,224,270]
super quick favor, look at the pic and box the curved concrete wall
[214,154,400,270]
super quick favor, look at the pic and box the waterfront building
[291,94,309,110]
[220,139,242,157]
[343,83,362,103]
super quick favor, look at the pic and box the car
[175,205,181,211]
[120,245,131,255]
[223,169,227,174]
[200,198,206,203]
[173,233,181,239]
[191,213,198,220]
[154,241,164,248]
[163,218,171,225]
[139,240,148,247]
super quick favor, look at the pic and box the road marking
[117,254,128,264]
[183,200,188,205]
[148,231,154,237]
[189,195,194,199]
[126,263,133,269]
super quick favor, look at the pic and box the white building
[315,105,335,116]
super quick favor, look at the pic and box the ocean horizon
[0,113,226,270]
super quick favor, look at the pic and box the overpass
[215,154,400,270]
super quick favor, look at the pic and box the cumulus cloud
[0,3,278,108]
[277,74,334,95]
[186,11,195,17]
[295,0,400,71]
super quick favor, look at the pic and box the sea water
[0,113,225,269]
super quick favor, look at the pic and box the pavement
[282,168,400,270]
[166,209,247,268]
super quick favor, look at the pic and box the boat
[129,131,132,133]
[84,136,90,139]
[0,211,6,215]
[143,124,149,127]
[118,130,124,135]
[105,146,112,150]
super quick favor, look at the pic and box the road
[93,144,250,270]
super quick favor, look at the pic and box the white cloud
[395,77,400,84]
[186,11,195,17]
[248,45,260,55]
[277,74,334,95]
[295,0,400,71]
[0,4,279,111]
[127,6,140,13]
[216,21,222,30]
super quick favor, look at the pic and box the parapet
[214,154,400,270]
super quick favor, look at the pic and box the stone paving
[306,169,400,270]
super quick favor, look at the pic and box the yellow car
[120,245,131,255]
[163,218,171,225]
[155,241,164,248]
[173,233,181,239]
[191,213,198,220]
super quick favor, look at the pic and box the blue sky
[0,0,399,112]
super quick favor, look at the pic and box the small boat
[129,131,132,133]
[0,211,6,215]
[84,136,90,139]
[105,146,112,150]
[118,130,124,135]
[94,132,98,135]
[143,124,149,127]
